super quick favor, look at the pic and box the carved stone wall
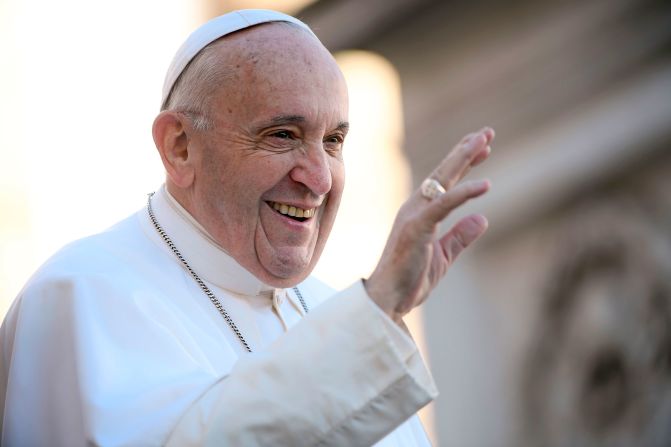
[522,196,671,446]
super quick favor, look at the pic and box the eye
[270,130,294,139]
[323,134,344,156]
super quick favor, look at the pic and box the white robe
[0,186,437,446]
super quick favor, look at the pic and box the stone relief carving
[522,201,671,447]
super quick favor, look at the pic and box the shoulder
[8,210,178,318]
[2,210,190,343]
[27,211,159,282]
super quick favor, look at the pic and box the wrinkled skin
[154,24,348,288]
[153,22,494,322]
[365,129,493,322]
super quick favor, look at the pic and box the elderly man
[0,9,493,447]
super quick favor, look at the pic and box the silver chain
[147,192,309,353]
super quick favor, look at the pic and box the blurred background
[1,0,670,445]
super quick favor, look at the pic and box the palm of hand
[365,128,494,322]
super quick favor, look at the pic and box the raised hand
[364,127,494,324]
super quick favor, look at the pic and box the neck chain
[147,192,309,353]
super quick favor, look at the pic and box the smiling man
[0,9,494,447]
[155,19,348,287]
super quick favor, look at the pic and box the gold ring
[420,178,446,200]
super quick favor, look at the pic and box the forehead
[207,23,348,122]
[216,23,342,82]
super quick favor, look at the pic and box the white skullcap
[161,9,315,109]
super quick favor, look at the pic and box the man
[0,9,494,446]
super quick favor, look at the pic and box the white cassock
[0,186,437,446]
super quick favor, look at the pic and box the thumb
[439,214,489,264]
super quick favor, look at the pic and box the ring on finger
[420,178,447,201]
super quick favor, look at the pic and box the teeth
[270,202,315,219]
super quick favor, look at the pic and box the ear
[152,111,195,188]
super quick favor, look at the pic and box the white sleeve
[0,277,436,446]
[166,280,437,446]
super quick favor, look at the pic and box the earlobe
[152,111,195,188]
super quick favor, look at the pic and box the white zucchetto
[161,9,315,109]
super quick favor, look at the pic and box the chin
[262,254,314,287]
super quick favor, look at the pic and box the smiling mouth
[267,201,316,222]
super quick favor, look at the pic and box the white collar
[140,185,275,296]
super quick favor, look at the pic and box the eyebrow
[269,114,305,126]
[254,115,350,133]
[252,115,305,133]
[334,121,350,132]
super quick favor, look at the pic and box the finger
[432,128,493,189]
[472,145,491,167]
[473,127,495,166]
[433,134,485,189]
[482,126,495,144]
[463,126,495,145]
[459,131,478,146]
[459,144,491,180]
[419,178,490,226]
[439,214,489,264]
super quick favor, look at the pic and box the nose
[290,143,332,197]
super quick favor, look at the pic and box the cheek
[317,163,345,234]
[197,154,252,227]
[328,161,346,205]
[329,155,345,187]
